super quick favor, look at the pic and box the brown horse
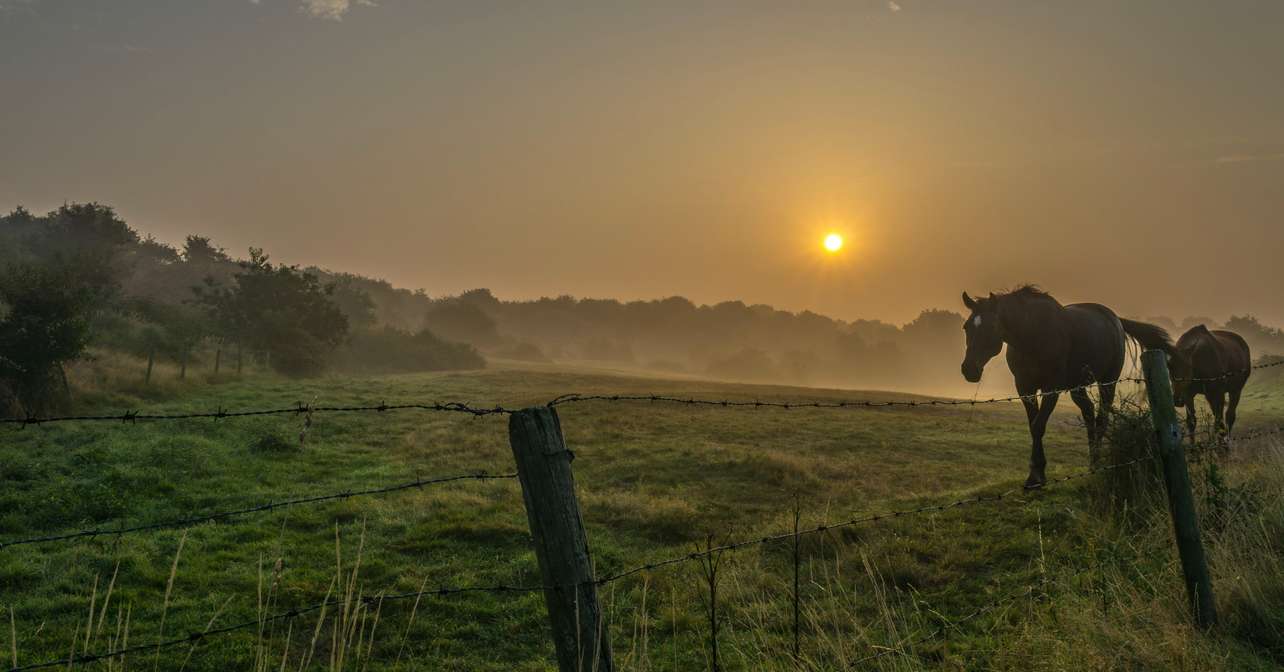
[959,286,1173,488]
[1169,325,1251,442]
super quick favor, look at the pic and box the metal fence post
[1141,349,1217,628]
[509,406,615,672]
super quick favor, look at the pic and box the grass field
[2,356,1283,670]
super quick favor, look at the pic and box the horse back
[1213,330,1252,383]
[1179,327,1251,389]
[1062,303,1126,384]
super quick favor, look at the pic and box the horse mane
[994,285,1062,310]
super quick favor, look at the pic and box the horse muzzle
[961,361,983,383]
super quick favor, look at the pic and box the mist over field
[8,201,1284,416]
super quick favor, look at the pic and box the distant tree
[135,235,181,265]
[132,299,207,380]
[1224,315,1284,356]
[900,309,964,352]
[224,249,349,377]
[1180,316,1218,332]
[424,300,502,347]
[457,288,501,309]
[328,278,378,331]
[335,326,486,374]
[182,235,230,266]
[192,277,245,375]
[834,330,904,384]
[27,203,139,264]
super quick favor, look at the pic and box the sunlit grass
[2,359,1282,669]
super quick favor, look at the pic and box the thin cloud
[1214,152,1284,165]
[0,0,38,15]
[300,0,376,21]
[887,1,902,12]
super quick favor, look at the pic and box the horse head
[960,291,1003,383]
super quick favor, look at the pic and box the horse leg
[1019,386,1039,481]
[1185,402,1197,446]
[1208,392,1226,435]
[1226,388,1242,436]
[1207,391,1227,454]
[1025,391,1060,489]
[1097,382,1117,457]
[1070,388,1097,466]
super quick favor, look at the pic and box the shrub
[336,327,485,374]
[1095,396,1163,516]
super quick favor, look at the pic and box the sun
[823,233,844,253]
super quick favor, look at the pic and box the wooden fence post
[1141,349,1217,628]
[509,406,615,672]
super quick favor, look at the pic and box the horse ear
[962,292,977,310]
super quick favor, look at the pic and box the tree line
[0,203,482,415]
[5,202,1282,415]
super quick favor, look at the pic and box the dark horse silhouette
[959,286,1173,488]
[1169,325,1251,442]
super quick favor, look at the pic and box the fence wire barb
[0,471,517,551]
[547,376,1147,412]
[2,401,513,427]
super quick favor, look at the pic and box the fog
[3,1,1284,330]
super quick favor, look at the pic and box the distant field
[2,362,1282,670]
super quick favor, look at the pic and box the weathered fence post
[1141,349,1217,628]
[509,406,614,672]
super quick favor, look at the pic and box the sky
[2,0,1283,325]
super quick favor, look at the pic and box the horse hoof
[1023,477,1046,490]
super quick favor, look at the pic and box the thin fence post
[508,406,614,672]
[792,498,801,666]
[1141,349,1217,628]
[697,535,722,672]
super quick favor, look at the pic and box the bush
[0,259,117,415]
[1095,396,1163,516]
[336,327,485,374]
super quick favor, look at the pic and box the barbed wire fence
[2,358,1279,671]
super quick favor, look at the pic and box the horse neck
[997,296,1064,355]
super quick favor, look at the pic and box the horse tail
[1120,318,1175,355]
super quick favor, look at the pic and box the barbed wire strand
[2,401,512,427]
[0,471,517,551]
[586,456,1152,589]
[6,361,1277,428]
[549,361,1283,412]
